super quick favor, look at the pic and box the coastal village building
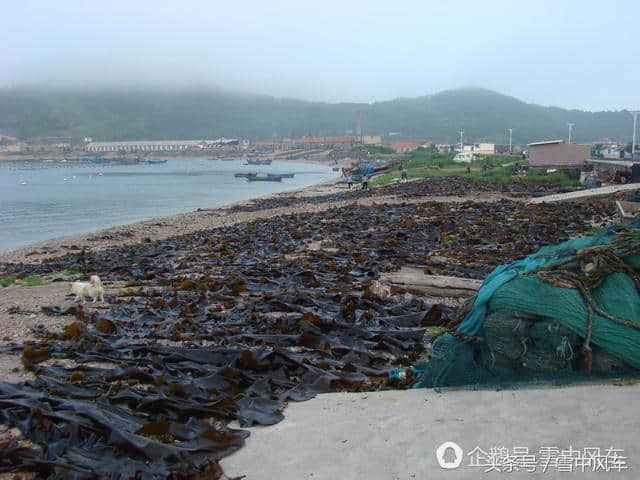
[453,151,475,162]
[388,140,431,153]
[85,139,239,152]
[46,137,73,147]
[458,143,496,156]
[361,135,383,145]
[294,136,355,149]
[86,140,202,152]
[436,144,454,153]
[527,140,591,168]
[601,145,625,159]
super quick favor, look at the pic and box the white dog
[70,275,104,304]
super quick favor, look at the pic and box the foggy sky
[3,0,639,111]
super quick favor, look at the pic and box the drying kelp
[226,176,578,213]
[3,199,615,282]
[1,287,444,477]
[0,197,616,478]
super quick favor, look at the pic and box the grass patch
[19,276,48,287]
[525,169,579,186]
[0,269,80,288]
[371,161,579,188]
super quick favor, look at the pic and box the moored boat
[266,173,294,179]
[246,159,272,165]
[247,174,282,182]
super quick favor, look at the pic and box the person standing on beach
[401,165,408,181]
[347,175,355,189]
[362,174,370,190]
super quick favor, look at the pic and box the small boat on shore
[277,173,295,178]
[247,174,282,182]
[234,172,257,178]
[146,159,168,164]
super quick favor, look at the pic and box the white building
[453,151,474,163]
[459,143,495,156]
[602,145,624,159]
[85,140,204,152]
[361,135,383,145]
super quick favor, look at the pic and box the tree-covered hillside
[0,87,633,144]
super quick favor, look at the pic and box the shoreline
[0,156,350,264]
[0,171,348,265]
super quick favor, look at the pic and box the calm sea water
[0,158,338,252]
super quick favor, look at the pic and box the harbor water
[0,157,338,252]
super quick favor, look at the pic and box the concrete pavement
[222,383,640,479]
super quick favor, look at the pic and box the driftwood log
[380,266,482,298]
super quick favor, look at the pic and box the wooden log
[380,267,482,298]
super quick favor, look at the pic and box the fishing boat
[146,159,168,164]
[234,172,257,178]
[245,159,272,165]
[247,174,282,182]
[266,173,294,179]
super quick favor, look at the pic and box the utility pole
[507,128,514,154]
[458,130,464,150]
[632,111,639,158]
[568,123,575,143]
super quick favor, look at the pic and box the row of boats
[234,172,295,182]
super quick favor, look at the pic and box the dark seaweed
[0,187,615,478]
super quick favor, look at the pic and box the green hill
[0,86,633,144]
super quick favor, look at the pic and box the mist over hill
[0,87,633,144]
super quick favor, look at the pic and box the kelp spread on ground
[226,176,576,213]
[0,189,617,478]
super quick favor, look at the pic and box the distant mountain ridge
[0,86,633,144]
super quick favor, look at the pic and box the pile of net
[413,219,640,389]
